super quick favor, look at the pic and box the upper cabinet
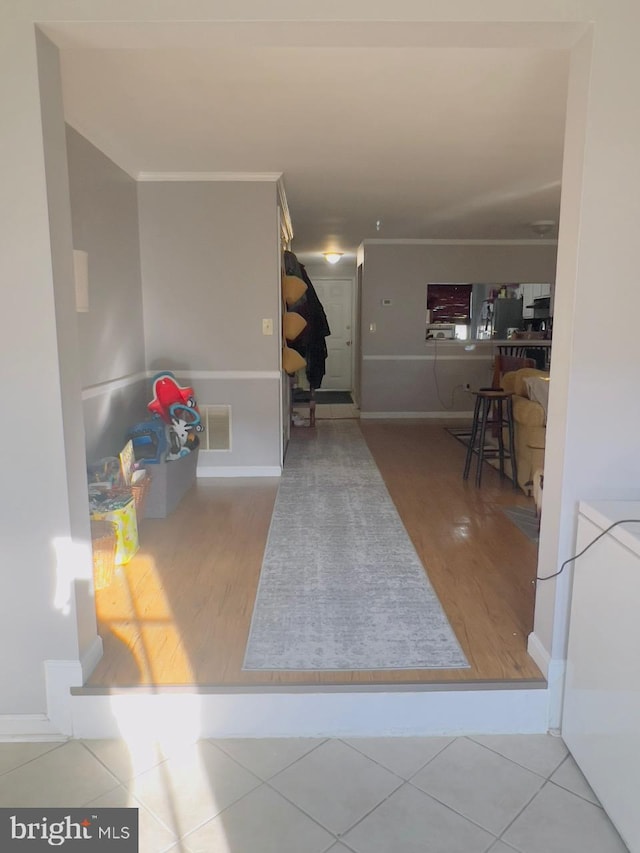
[519,283,551,319]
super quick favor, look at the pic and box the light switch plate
[262,318,273,335]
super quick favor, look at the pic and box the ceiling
[50,22,571,264]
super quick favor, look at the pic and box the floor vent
[201,405,231,451]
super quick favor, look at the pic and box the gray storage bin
[144,449,198,518]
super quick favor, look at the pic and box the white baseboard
[80,636,104,682]
[70,686,550,739]
[197,466,281,478]
[360,411,475,419]
[528,632,566,731]
[45,659,84,736]
[0,715,66,741]
[0,645,102,741]
[527,631,550,678]
[546,658,567,732]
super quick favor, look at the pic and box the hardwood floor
[87,421,543,688]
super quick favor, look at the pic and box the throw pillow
[524,376,551,424]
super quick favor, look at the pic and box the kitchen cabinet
[520,283,551,319]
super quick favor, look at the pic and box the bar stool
[463,389,518,488]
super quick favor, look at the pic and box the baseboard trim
[80,636,104,683]
[527,632,550,678]
[45,659,84,736]
[546,657,567,732]
[360,411,475,419]
[70,686,551,739]
[527,632,567,730]
[197,465,281,478]
[0,650,102,741]
[0,715,66,741]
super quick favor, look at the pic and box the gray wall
[0,32,99,715]
[360,242,557,413]
[65,126,148,460]
[138,181,282,469]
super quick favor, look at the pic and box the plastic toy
[126,419,168,464]
[168,402,203,433]
[148,372,198,423]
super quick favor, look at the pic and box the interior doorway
[42,16,575,697]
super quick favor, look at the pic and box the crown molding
[136,171,283,182]
[65,119,139,179]
[277,176,294,246]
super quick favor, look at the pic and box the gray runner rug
[243,421,468,671]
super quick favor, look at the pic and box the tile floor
[0,734,629,852]
[292,403,359,423]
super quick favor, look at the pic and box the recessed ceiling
[50,22,571,262]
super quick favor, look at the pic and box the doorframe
[312,275,356,395]
[16,12,598,740]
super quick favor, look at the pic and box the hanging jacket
[283,251,331,388]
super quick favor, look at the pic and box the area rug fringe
[243,421,468,671]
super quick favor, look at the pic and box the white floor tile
[269,739,402,835]
[411,738,543,835]
[344,736,454,779]
[502,782,629,853]
[0,735,627,853]
[210,737,325,780]
[0,741,61,776]
[83,738,169,782]
[184,784,335,853]
[127,741,260,839]
[342,782,495,853]
[469,734,568,778]
[550,755,600,805]
[0,741,120,807]
[87,784,178,853]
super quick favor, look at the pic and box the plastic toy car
[148,371,197,423]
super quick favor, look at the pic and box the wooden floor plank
[88,421,543,687]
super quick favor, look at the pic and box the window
[426,283,472,338]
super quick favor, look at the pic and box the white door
[313,279,353,390]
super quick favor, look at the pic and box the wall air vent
[201,405,231,451]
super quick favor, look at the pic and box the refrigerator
[477,298,523,339]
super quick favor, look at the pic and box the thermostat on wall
[381,298,392,306]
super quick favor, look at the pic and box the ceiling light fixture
[323,252,343,265]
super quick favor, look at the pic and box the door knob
[346,341,352,346]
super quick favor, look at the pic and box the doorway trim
[13,11,596,739]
